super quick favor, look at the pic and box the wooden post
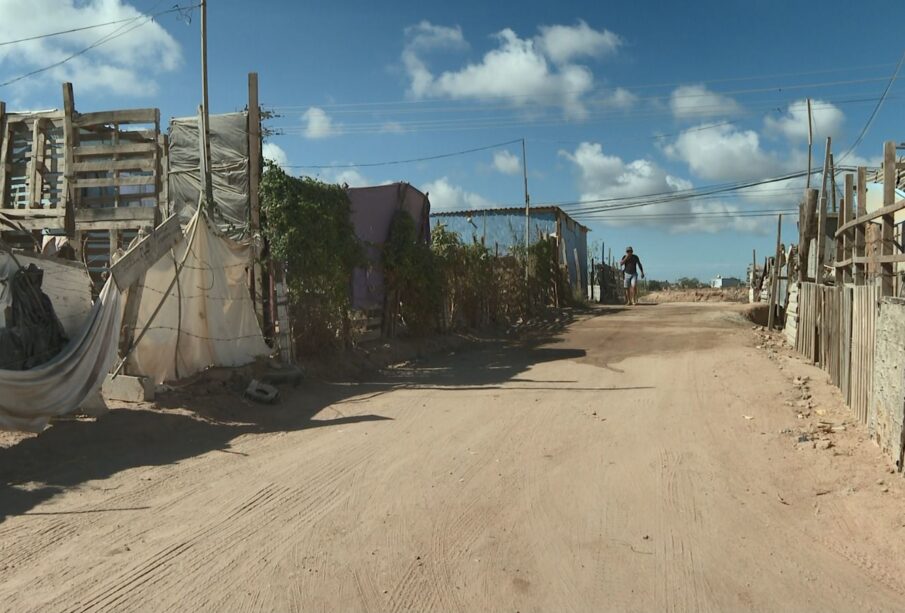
[854,167,867,286]
[843,173,854,285]
[0,100,7,210]
[28,118,44,209]
[806,98,813,189]
[768,214,783,330]
[882,140,896,297]
[829,154,837,214]
[61,84,75,235]
[590,257,595,301]
[751,249,758,301]
[800,188,818,282]
[247,72,265,322]
[816,138,831,284]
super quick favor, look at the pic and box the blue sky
[2,0,904,280]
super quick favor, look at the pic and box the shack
[430,205,590,297]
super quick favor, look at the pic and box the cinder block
[102,374,155,402]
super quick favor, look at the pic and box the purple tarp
[348,183,430,310]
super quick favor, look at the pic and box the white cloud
[663,123,782,182]
[0,0,181,96]
[333,169,369,187]
[302,107,340,139]
[764,98,844,144]
[492,150,521,174]
[560,141,768,233]
[598,87,637,110]
[422,177,493,210]
[536,20,621,65]
[262,142,289,169]
[402,22,622,119]
[669,85,742,120]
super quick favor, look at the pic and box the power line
[271,95,897,137]
[283,138,523,169]
[265,62,899,111]
[0,17,138,47]
[837,49,905,164]
[0,3,200,89]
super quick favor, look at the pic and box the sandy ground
[2,302,905,612]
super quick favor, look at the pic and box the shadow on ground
[0,310,623,522]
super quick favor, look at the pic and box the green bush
[259,164,363,353]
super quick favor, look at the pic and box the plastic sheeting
[348,183,430,310]
[0,279,122,433]
[168,112,251,236]
[127,209,270,384]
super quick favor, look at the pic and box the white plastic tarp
[128,209,270,384]
[0,279,122,432]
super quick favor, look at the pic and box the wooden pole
[200,0,214,208]
[0,100,6,210]
[843,173,854,285]
[830,154,837,214]
[522,138,529,282]
[752,249,758,301]
[881,140,896,296]
[854,167,867,286]
[800,188,818,282]
[768,214,783,329]
[806,98,813,189]
[816,137,831,284]
[247,72,265,322]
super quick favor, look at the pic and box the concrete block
[102,374,155,403]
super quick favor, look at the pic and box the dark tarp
[347,183,430,310]
[0,264,69,370]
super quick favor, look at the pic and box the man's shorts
[623,272,638,288]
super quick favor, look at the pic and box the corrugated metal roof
[431,205,590,232]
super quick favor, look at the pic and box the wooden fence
[792,140,903,427]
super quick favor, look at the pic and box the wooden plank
[76,207,156,223]
[73,174,155,189]
[72,158,156,172]
[109,214,182,291]
[79,193,156,207]
[835,198,905,237]
[0,207,65,217]
[73,142,157,156]
[75,219,152,231]
[28,118,42,208]
[73,109,159,127]
[4,216,65,230]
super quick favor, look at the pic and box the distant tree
[675,277,705,289]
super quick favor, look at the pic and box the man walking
[620,246,644,305]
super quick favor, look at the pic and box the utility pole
[200,0,215,208]
[806,98,813,189]
[522,138,530,282]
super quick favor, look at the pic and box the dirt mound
[644,287,747,303]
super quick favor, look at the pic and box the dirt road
[3,302,905,612]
